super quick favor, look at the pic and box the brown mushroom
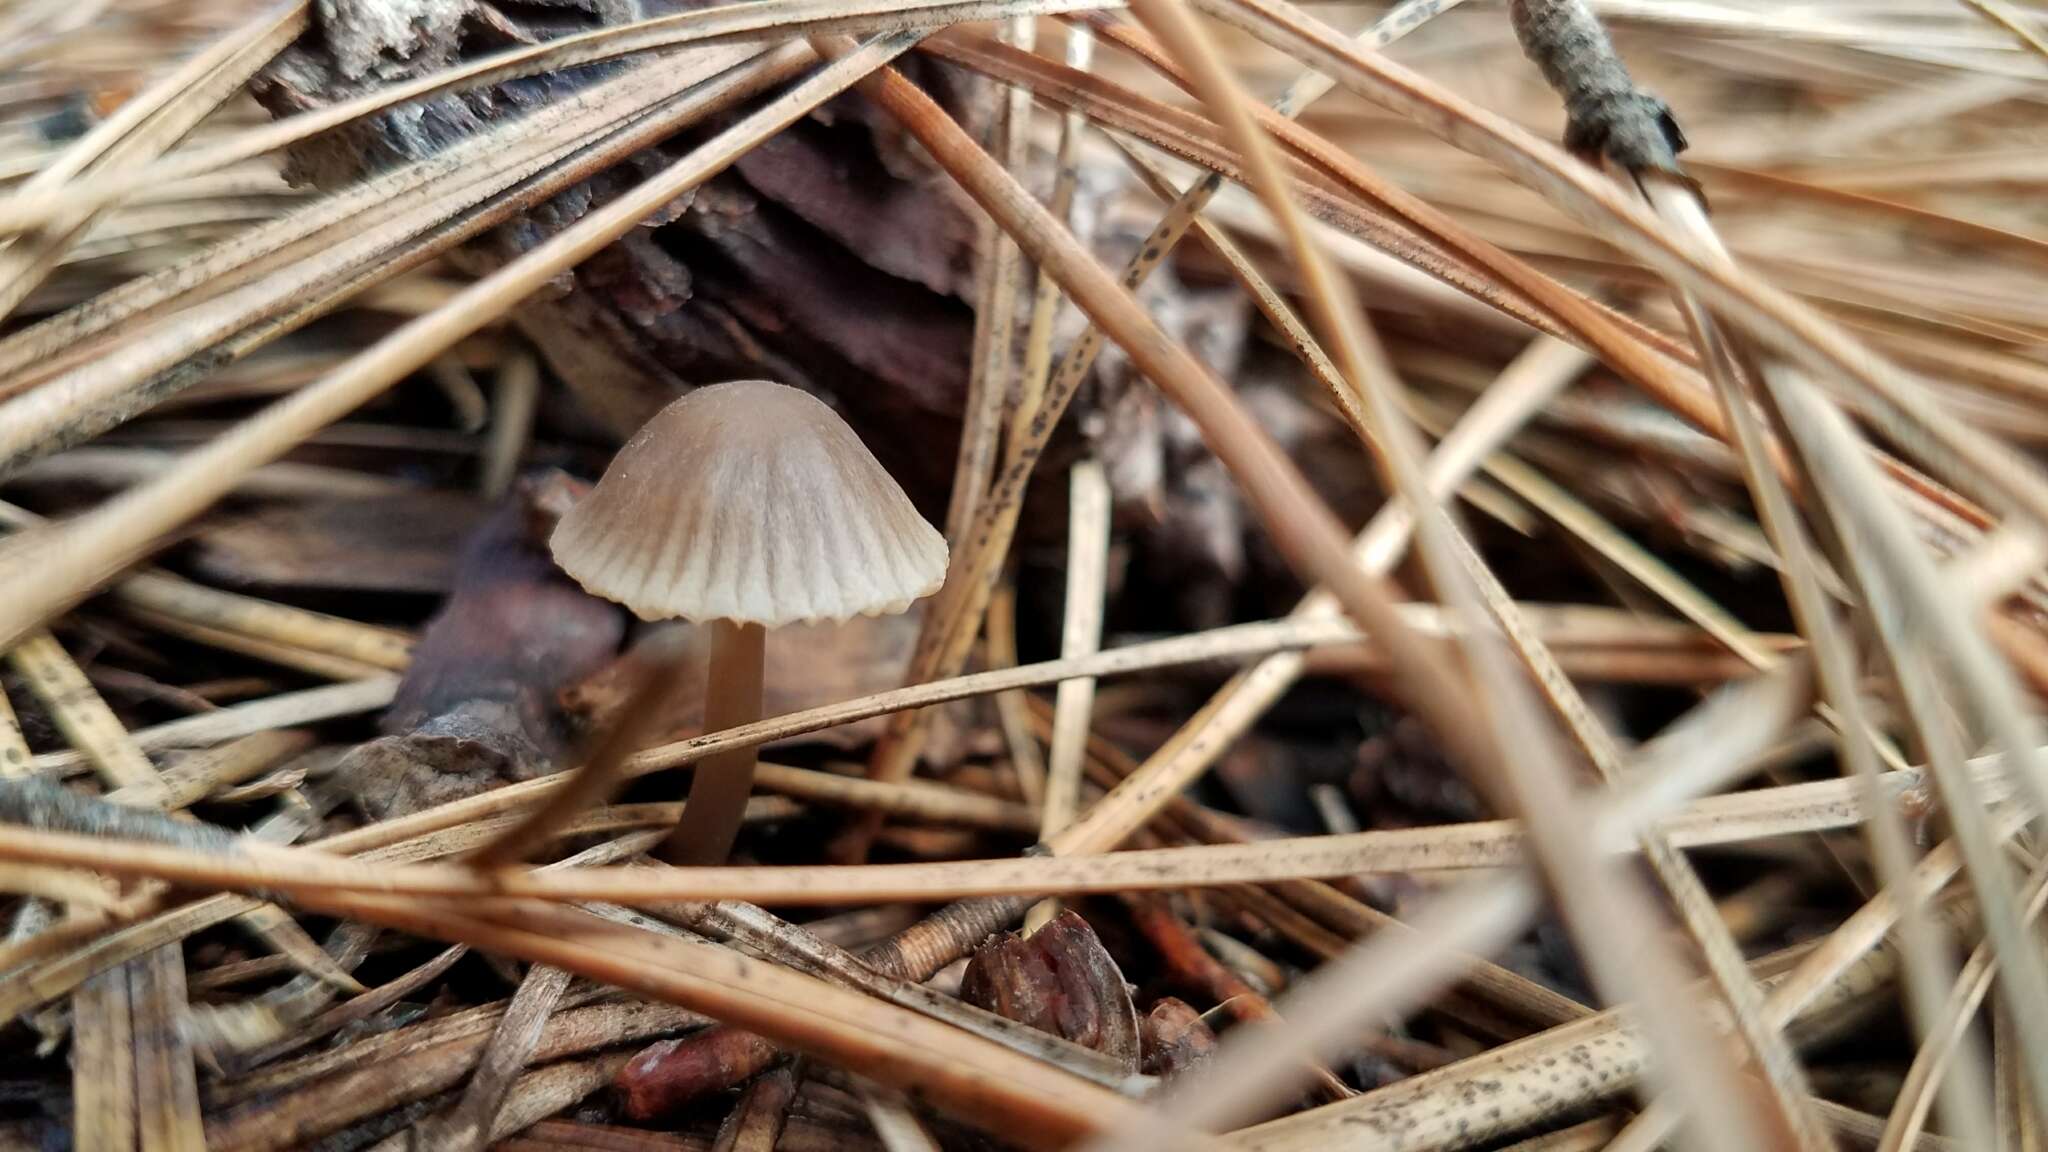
[548,380,947,864]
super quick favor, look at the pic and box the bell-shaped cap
[550,381,947,627]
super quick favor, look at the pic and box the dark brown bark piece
[333,484,623,821]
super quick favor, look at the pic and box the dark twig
[1507,0,1686,174]
[0,774,238,856]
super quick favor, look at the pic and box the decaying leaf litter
[0,0,2043,1147]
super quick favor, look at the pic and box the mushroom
[547,380,947,865]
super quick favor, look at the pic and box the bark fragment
[333,482,623,822]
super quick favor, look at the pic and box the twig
[8,631,156,787]
[1466,9,1827,1144]
[1218,926,1910,1152]
[1092,873,1542,1151]
[131,942,206,1151]
[1623,161,1992,1151]
[0,48,737,390]
[120,608,389,682]
[1506,0,1684,174]
[0,796,803,1019]
[1058,706,1589,1035]
[10,626,195,1151]
[0,45,775,475]
[985,581,1047,810]
[0,752,2001,907]
[1764,358,2048,1121]
[105,730,312,811]
[713,1065,798,1152]
[1124,894,1351,1101]
[0,775,236,854]
[830,15,1036,867]
[416,962,576,1152]
[28,677,401,773]
[203,999,701,1149]
[1496,1119,1621,1151]
[0,680,30,775]
[215,942,468,1075]
[1881,861,2048,1151]
[35,465,390,529]
[954,10,1032,541]
[479,351,540,499]
[471,633,694,867]
[1011,19,1093,441]
[1958,0,2048,60]
[859,1083,944,1152]
[1028,459,1111,929]
[73,967,137,1152]
[299,893,1150,1150]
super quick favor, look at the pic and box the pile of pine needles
[1,0,2047,1149]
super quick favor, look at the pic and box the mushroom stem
[663,619,766,865]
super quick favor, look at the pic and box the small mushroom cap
[550,380,948,627]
